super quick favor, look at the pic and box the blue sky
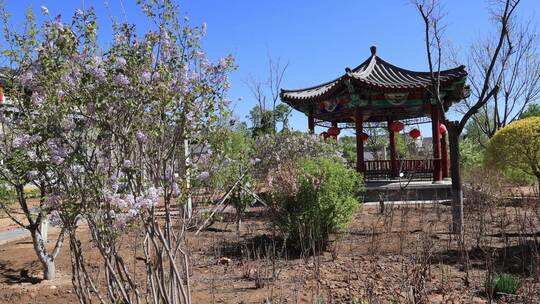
[3,0,540,136]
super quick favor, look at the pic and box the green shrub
[0,184,15,205]
[269,157,363,251]
[486,273,521,297]
[24,186,41,199]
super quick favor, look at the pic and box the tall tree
[461,22,540,138]
[246,54,290,134]
[414,0,523,234]
[519,103,540,118]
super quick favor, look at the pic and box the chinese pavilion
[280,46,468,182]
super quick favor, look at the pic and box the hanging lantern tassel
[360,132,369,141]
[388,121,404,133]
[327,126,341,137]
[439,123,447,135]
[409,128,421,139]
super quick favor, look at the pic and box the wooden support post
[308,107,315,134]
[431,105,442,182]
[440,132,449,179]
[355,108,365,173]
[331,121,338,140]
[388,120,398,178]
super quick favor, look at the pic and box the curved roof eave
[281,47,467,104]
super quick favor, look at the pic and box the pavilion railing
[364,159,437,179]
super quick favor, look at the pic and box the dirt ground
[0,198,40,233]
[1,200,540,303]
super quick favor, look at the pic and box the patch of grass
[486,273,521,297]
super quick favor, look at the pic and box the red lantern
[359,132,369,141]
[439,123,447,134]
[0,86,3,104]
[327,126,341,137]
[388,121,404,133]
[320,131,329,139]
[409,128,421,139]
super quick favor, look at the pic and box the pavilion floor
[363,179,452,203]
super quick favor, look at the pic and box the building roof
[280,46,467,103]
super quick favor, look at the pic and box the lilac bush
[0,1,234,303]
[253,131,345,180]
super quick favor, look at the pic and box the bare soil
[1,200,540,303]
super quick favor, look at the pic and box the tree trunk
[448,121,464,235]
[537,177,540,198]
[236,215,242,236]
[31,227,56,280]
[43,258,56,280]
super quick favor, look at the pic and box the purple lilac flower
[52,16,64,30]
[31,92,44,106]
[91,66,106,80]
[61,119,75,131]
[115,57,127,69]
[249,158,261,165]
[26,150,37,161]
[12,134,31,148]
[115,32,127,44]
[44,194,60,209]
[26,170,39,179]
[217,58,228,70]
[172,183,180,196]
[51,155,65,165]
[20,71,34,87]
[48,210,63,227]
[189,71,200,82]
[61,74,76,88]
[127,208,139,218]
[30,134,42,143]
[140,71,152,83]
[113,214,128,230]
[87,56,106,80]
[114,74,130,86]
[136,130,147,143]
[71,165,84,174]
[160,31,171,48]
[184,111,195,125]
[201,22,207,35]
[40,6,49,15]
[144,187,160,208]
[200,60,211,72]
[86,102,95,114]
[111,195,128,208]
[108,176,119,192]
[194,51,205,60]
[123,160,132,169]
[197,171,210,181]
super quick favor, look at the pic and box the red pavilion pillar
[431,104,442,182]
[388,120,398,178]
[441,130,449,179]
[308,106,315,134]
[355,108,365,173]
[331,121,338,140]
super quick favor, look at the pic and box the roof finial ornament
[370,45,377,56]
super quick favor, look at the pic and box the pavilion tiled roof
[280,46,467,103]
